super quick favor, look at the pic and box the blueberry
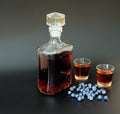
[84,84,88,87]
[99,89,103,92]
[77,96,82,101]
[102,89,107,95]
[92,86,97,91]
[80,88,84,92]
[78,84,81,87]
[97,90,101,94]
[72,85,76,89]
[71,93,75,97]
[82,91,86,96]
[89,90,93,94]
[95,91,99,96]
[85,87,89,92]
[68,91,71,95]
[88,96,94,101]
[94,84,98,87]
[81,82,85,86]
[70,87,75,91]
[85,91,89,96]
[81,95,85,100]
[91,93,95,97]
[88,83,92,88]
[104,96,109,101]
[97,85,102,89]
[75,94,79,98]
[76,87,81,91]
[97,95,102,100]
[79,93,83,97]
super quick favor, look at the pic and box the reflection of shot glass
[74,58,91,81]
[96,64,115,88]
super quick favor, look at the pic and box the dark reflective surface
[0,0,120,113]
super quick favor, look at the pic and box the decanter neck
[49,26,62,37]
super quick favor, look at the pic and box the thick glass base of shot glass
[97,81,112,88]
[75,75,88,81]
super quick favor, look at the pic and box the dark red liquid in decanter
[38,51,72,95]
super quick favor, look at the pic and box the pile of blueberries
[67,82,109,102]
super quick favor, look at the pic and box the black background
[0,0,120,114]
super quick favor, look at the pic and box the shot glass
[74,58,91,81]
[96,64,115,88]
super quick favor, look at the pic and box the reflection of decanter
[37,12,73,95]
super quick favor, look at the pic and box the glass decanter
[37,12,73,95]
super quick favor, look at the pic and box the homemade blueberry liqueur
[37,12,73,95]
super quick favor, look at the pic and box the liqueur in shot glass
[74,58,91,81]
[96,64,115,88]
